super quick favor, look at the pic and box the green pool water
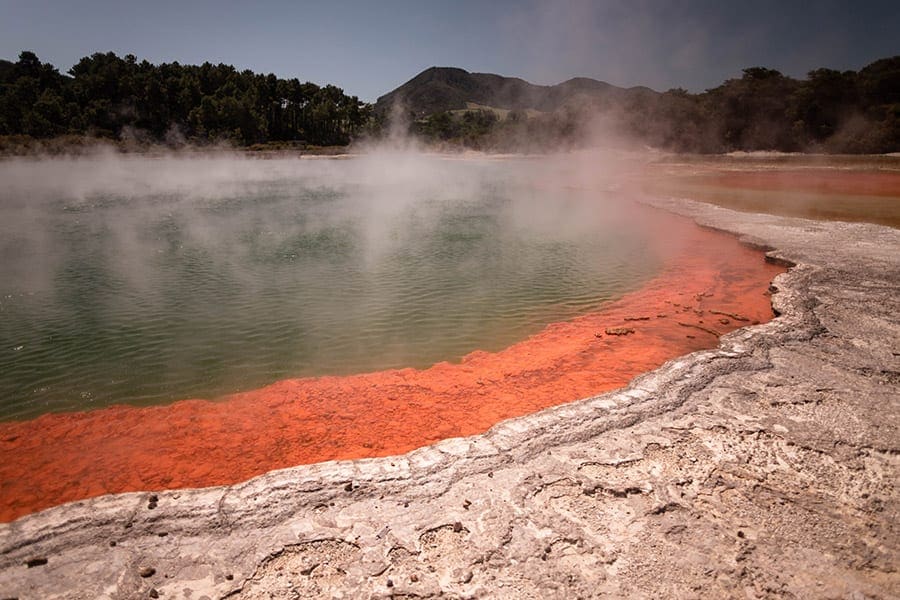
[0,153,661,419]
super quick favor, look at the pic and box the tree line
[411,57,900,154]
[2,50,898,153]
[0,51,371,147]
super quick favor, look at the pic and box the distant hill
[374,58,900,154]
[3,52,898,154]
[374,67,658,118]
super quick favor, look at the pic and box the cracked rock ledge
[1,197,898,599]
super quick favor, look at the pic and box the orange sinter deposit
[705,169,900,198]
[0,212,785,522]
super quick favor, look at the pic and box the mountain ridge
[374,66,659,118]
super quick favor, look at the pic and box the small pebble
[605,326,635,336]
[410,574,419,582]
[225,573,234,581]
[452,522,463,533]
[386,578,394,588]
[139,566,156,578]
[462,499,471,510]
[109,540,117,547]
[149,589,159,599]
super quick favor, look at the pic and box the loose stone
[605,327,635,336]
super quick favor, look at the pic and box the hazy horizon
[3,0,899,102]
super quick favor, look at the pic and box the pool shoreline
[0,207,782,521]
[1,196,898,598]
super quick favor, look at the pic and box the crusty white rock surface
[1,198,898,599]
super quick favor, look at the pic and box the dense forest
[0,51,371,148]
[1,50,899,153]
[397,58,900,154]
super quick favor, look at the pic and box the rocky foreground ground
[1,197,898,599]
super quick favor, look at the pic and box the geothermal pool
[0,153,784,521]
[0,154,658,420]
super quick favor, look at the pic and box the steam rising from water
[0,149,661,419]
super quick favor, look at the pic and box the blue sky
[2,0,899,101]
